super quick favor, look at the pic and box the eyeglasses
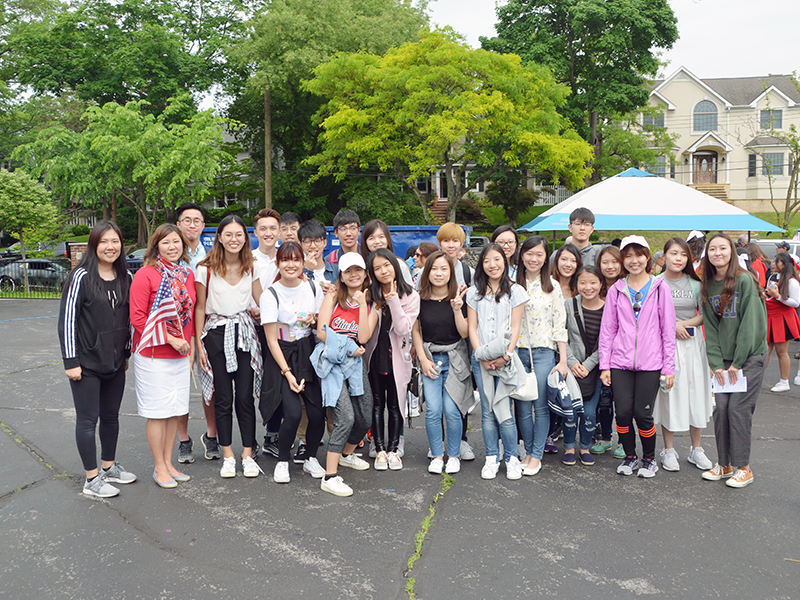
[571,220,592,228]
[302,238,326,246]
[337,225,359,234]
[179,218,204,226]
[497,240,516,247]
[221,232,246,241]
[414,252,422,257]
[632,291,643,314]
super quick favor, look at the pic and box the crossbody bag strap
[573,296,595,355]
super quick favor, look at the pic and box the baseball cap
[619,235,650,251]
[776,241,791,250]
[338,252,366,273]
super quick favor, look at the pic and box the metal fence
[0,257,70,299]
[533,185,574,206]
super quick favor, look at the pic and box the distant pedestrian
[58,220,136,498]
[764,253,800,392]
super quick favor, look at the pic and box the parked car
[469,236,491,251]
[751,239,800,262]
[126,248,146,273]
[0,258,69,292]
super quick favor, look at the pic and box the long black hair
[367,247,412,306]
[68,220,130,303]
[474,243,512,302]
[491,224,519,266]
[552,242,583,296]
[516,235,554,293]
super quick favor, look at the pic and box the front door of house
[694,152,717,184]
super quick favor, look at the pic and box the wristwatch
[281,367,292,376]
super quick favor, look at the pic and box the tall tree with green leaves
[305,31,593,223]
[482,0,678,181]
[0,168,58,293]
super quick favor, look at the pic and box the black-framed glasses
[632,291,643,313]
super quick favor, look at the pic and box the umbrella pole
[552,230,557,254]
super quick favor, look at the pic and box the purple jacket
[599,277,676,374]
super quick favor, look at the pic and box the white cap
[687,230,704,241]
[338,252,366,273]
[619,235,649,251]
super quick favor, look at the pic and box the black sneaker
[293,442,308,464]
[263,434,280,458]
[178,437,194,464]
[200,433,221,460]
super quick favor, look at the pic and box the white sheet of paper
[710,369,747,393]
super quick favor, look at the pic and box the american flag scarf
[138,257,193,352]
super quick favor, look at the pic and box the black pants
[277,377,325,462]
[597,384,615,441]
[206,328,256,449]
[370,370,401,453]
[69,366,126,471]
[611,369,660,461]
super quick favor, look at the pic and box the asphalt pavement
[1,298,798,599]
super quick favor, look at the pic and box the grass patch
[405,474,455,599]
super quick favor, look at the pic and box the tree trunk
[111,191,117,224]
[589,111,601,184]
[137,203,148,247]
[102,203,110,221]
[264,88,272,209]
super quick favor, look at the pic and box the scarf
[155,255,193,337]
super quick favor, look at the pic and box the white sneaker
[481,456,500,480]
[660,448,680,472]
[460,440,475,461]
[321,475,353,497]
[273,461,290,483]
[397,436,405,458]
[220,456,236,478]
[688,446,713,470]
[794,374,800,386]
[303,457,326,479]
[242,456,262,478]
[368,438,377,458]
[771,380,790,392]
[339,453,370,471]
[445,456,461,474]
[506,456,523,480]
[374,451,389,471]
[428,457,444,474]
[387,451,403,470]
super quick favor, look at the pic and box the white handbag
[510,347,538,400]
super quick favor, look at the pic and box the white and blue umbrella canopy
[519,168,784,232]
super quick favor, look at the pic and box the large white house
[648,67,800,212]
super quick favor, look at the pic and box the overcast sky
[427,0,800,79]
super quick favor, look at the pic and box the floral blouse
[519,275,567,350]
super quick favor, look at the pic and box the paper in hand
[710,369,747,393]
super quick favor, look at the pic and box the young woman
[599,236,676,479]
[744,243,769,289]
[364,248,420,470]
[260,242,326,484]
[563,266,606,466]
[492,225,519,279]
[316,253,379,496]
[360,219,413,285]
[700,233,767,488]
[654,238,714,472]
[592,245,623,456]
[515,236,568,476]
[412,242,439,286]
[412,252,471,474]
[553,243,583,300]
[195,215,263,479]
[58,221,136,498]
[130,224,196,489]
[467,243,529,480]
[764,253,800,392]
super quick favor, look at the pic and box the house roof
[653,69,800,107]
[745,135,788,148]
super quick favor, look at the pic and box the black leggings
[610,369,660,461]
[206,328,257,449]
[370,370,401,453]
[277,377,325,462]
[69,366,126,472]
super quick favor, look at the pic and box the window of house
[760,109,783,130]
[646,156,667,177]
[693,100,718,131]
[670,161,676,179]
[762,152,784,176]
[642,113,665,128]
[748,154,757,177]
[439,174,448,198]
[415,176,430,193]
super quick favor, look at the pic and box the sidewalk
[1,299,798,599]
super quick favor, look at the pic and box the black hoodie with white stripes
[57,268,132,375]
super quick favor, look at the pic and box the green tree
[482,0,678,182]
[0,0,59,79]
[232,0,429,207]
[305,31,593,223]
[0,168,58,293]
[483,172,543,229]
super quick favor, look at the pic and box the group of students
[59,204,768,500]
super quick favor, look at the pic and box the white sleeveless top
[196,265,255,327]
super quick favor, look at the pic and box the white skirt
[133,352,190,419]
[654,333,713,431]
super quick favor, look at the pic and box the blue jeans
[471,355,518,462]
[423,353,463,458]
[563,377,601,450]
[517,347,555,460]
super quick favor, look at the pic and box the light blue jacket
[310,325,364,407]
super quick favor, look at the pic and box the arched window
[693,100,718,131]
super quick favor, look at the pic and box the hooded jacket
[598,277,676,374]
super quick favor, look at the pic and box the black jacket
[57,267,131,375]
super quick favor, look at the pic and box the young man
[280,212,301,243]
[326,209,361,277]
[174,202,219,463]
[437,222,473,287]
[298,219,335,290]
[552,207,598,267]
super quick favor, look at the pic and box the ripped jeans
[562,377,601,450]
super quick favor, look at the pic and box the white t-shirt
[253,248,279,289]
[260,280,323,340]
[309,267,327,290]
[196,265,255,323]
